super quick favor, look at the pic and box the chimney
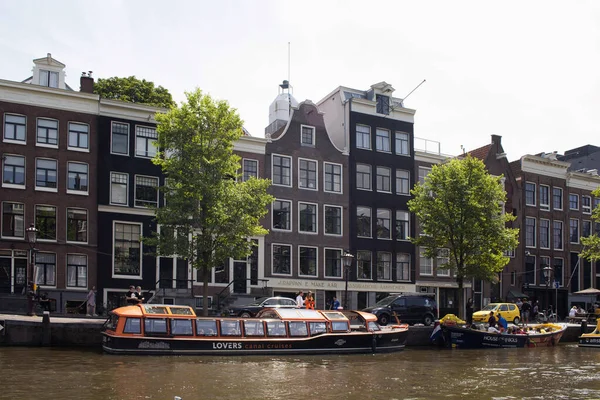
[491,134,502,146]
[80,71,94,94]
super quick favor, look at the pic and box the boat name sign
[212,342,293,350]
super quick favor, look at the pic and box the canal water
[2,345,600,400]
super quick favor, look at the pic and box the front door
[0,257,11,294]
[233,261,247,293]
[14,258,27,295]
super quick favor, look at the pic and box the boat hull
[442,324,566,349]
[578,335,600,348]
[102,329,409,355]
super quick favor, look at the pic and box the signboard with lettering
[267,278,416,293]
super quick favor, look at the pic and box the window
[299,246,317,276]
[66,254,87,288]
[324,205,342,235]
[325,249,342,278]
[135,176,159,207]
[583,220,592,237]
[396,254,410,281]
[135,126,157,158]
[357,251,372,280]
[4,114,26,142]
[289,321,308,337]
[377,252,392,280]
[554,258,564,286]
[111,122,129,155]
[35,159,57,190]
[324,163,342,193]
[1,202,24,238]
[437,248,450,276]
[2,155,25,187]
[123,318,141,334]
[110,172,128,205]
[37,118,58,146]
[525,182,536,206]
[357,206,372,238]
[396,169,410,195]
[35,252,56,286]
[418,167,431,184]
[419,248,432,275]
[272,200,291,231]
[570,219,579,244]
[583,195,592,214]
[569,194,579,210]
[299,159,317,189]
[68,122,89,150]
[356,125,370,149]
[67,162,89,193]
[540,219,550,249]
[395,132,409,156]
[539,185,550,211]
[396,211,410,241]
[356,164,371,190]
[301,125,315,146]
[35,205,56,241]
[376,209,391,239]
[114,222,142,276]
[376,94,390,115]
[553,220,563,250]
[172,319,193,336]
[272,155,291,186]
[553,187,563,210]
[272,244,291,275]
[242,159,258,181]
[299,202,317,233]
[67,208,87,243]
[243,320,264,337]
[39,70,59,88]
[376,167,391,193]
[525,217,536,247]
[375,128,390,152]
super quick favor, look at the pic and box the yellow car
[472,303,521,324]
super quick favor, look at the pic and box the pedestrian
[516,298,523,311]
[331,296,340,310]
[488,311,497,328]
[87,286,97,316]
[126,285,138,305]
[296,291,305,308]
[466,298,474,325]
[136,286,145,304]
[521,298,531,325]
[305,291,315,310]
[532,300,539,321]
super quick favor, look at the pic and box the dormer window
[301,125,315,146]
[376,94,390,115]
[39,70,59,88]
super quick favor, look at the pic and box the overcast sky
[1,0,599,160]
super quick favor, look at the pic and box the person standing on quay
[87,286,97,316]
[521,298,532,325]
[305,291,315,309]
[296,291,305,308]
[331,296,341,310]
[466,298,474,325]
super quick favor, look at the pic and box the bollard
[581,319,588,336]
[42,311,51,346]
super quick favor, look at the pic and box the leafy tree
[147,89,273,315]
[581,187,600,261]
[94,76,175,108]
[407,156,519,314]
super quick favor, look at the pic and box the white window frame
[553,220,563,250]
[66,161,89,195]
[134,174,159,208]
[1,201,25,239]
[272,199,292,232]
[134,124,157,158]
[112,220,143,279]
[271,153,292,187]
[570,218,580,244]
[35,157,58,192]
[356,124,371,150]
[419,248,433,276]
[298,157,318,190]
[2,154,26,189]
[376,251,392,281]
[36,117,59,148]
[110,172,129,206]
[539,185,550,211]
[525,182,536,206]
[525,217,536,248]
[271,243,292,276]
[324,204,343,236]
[395,132,410,156]
[395,253,411,282]
[356,163,372,191]
[111,121,130,156]
[376,166,392,193]
[3,113,27,145]
[323,162,343,194]
[324,247,343,279]
[583,220,592,238]
[554,257,564,287]
[553,187,563,210]
[396,169,410,196]
[242,158,259,181]
[357,250,373,280]
[539,218,551,249]
[298,245,318,277]
[66,208,88,244]
[300,124,315,146]
[418,167,431,184]
[569,193,579,211]
[436,248,451,276]
[35,251,57,288]
[67,121,90,152]
[66,253,88,289]
[582,195,592,214]
[298,201,318,234]
[357,206,372,238]
[376,208,392,240]
[35,204,57,242]
[396,210,410,241]
[375,128,391,153]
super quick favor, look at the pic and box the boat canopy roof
[112,304,197,317]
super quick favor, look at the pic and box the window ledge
[2,183,25,190]
[36,143,59,149]
[67,147,90,153]
[35,187,58,193]
[67,189,89,196]
[66,240,89,245]
[3,139,26,145]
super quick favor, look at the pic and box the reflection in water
[1,345,600,400]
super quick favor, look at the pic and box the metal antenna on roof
[288,42,291,86]
[401,79,426,103]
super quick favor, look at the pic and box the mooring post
[42,311,51,346]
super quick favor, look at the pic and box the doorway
[233,261,247,293]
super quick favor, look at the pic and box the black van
[362,294,438,326]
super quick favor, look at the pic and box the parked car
[362,294,438,326]
[229,296,298,318]
[472,303,521,324]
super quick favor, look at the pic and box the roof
[466,144,492,161]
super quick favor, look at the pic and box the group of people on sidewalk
[126,285,146,305]
[295,291,341,311]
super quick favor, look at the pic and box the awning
[507,289,528,299]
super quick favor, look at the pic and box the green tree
[581,187,600,261]
[147,89,273,316]
[407,156,519,314]
[94,76,175,108]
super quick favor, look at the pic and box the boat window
[309,322,327,336]
[104,314,119,331]
[196,320,218,336]
[169,307,194,316]
[288,321,308,337]
[123,318,141,334]
[220,320,241,336]
[368,321,381,332]
[331,321,349,332]
[144,306,169,314]
[243,320,265,337]
[266,321,287,337]
[171,319,194,335]
[145,318,168,334]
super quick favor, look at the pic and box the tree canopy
[581,187,600,261]
[146,89,273,315]
[94,76,175,108]
[407,156,519,311]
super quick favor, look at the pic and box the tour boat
[440,322,567,349]
[101,304,409,355]
[579,319,600,348]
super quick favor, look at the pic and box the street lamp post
[26,223,38,316]
[341,251,354,310]
[543,265,553,321]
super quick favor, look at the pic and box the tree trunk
[202,267,210,317]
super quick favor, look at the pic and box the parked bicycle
[535,308,558,323]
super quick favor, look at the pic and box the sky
[1,0,600,160]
